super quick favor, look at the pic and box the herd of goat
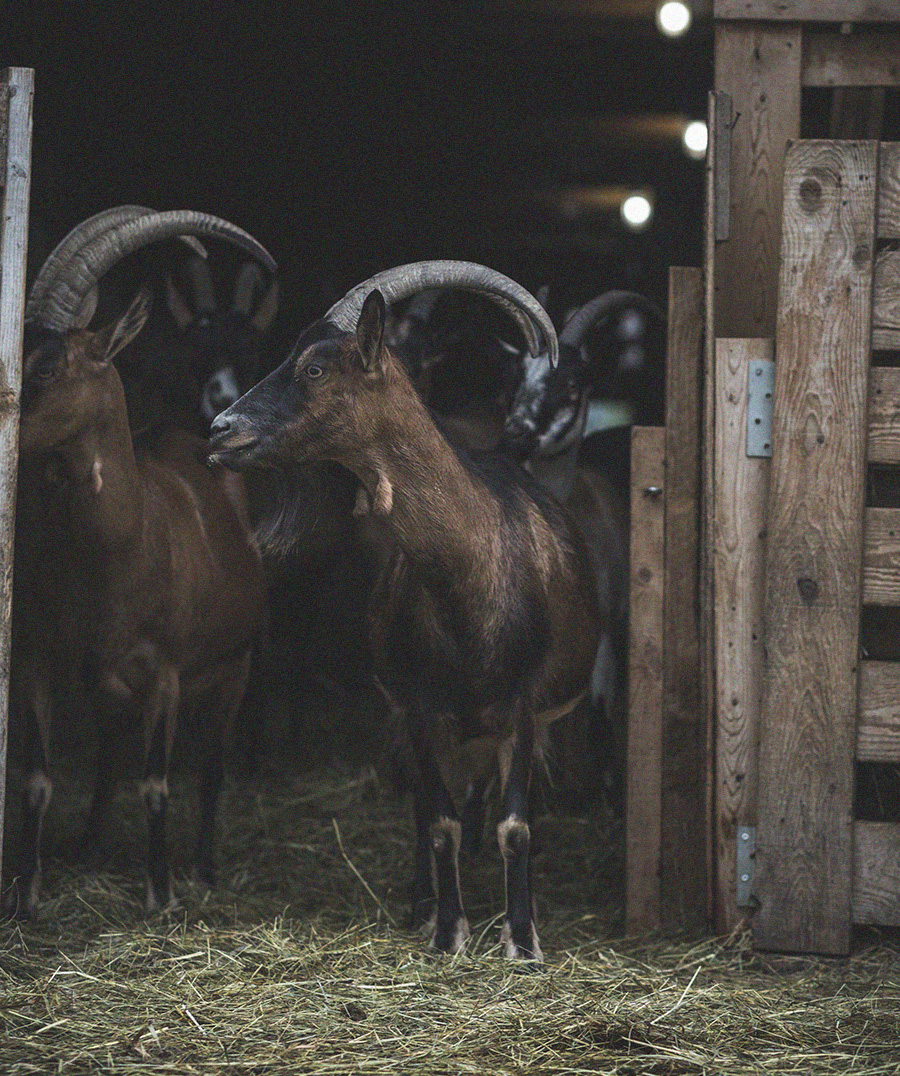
[4,207,663,962]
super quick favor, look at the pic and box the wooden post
[713,338,772,933]
[626,426,666,932]
[0,68,33,881]
[660,268,707,932]
[754,140,877,954]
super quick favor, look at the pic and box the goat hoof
[144,879,177,915]
[501,920,544,963]
[431,915,470,955]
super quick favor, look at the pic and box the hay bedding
[2,739,900,1074]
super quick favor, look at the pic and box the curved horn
[232,261,267,315]
[558,290,664,351]
[29,210,277,332]
[186,254,217,314]
[323,261,558,366]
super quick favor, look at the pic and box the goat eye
[305,364,324,380]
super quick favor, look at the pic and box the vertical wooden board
[714,339,772,934]
[714,22,802,339]
[0,69,33,883]
[754,140,877,955]
[661,268,707,932]
[626,426,666,933]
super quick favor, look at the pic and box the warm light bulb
[656,1,692,37]
[683,119,708,159]
[621,194,653,231]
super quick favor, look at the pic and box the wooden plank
[0,69,33,885]
[714,339,771,933]
[754,140,877,955]
[804,29,900,87]
[877,143,900,241]
[868,369,900,462]
[716,0,900,20]
[661,268,706,933]
[852,821,900,926]
[714,22,802,339]
[626,426,666,933]
[858,661,900,763]
[863,508,900,605]
[872,250,900,350]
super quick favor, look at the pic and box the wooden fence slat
[626,426,666,933]
[803,30,900,89]
[716,0,900,20]
[754,140,877,955]
[871,249,900,349]
[858,661,900,763]
[877,143,900,241]
[714,339,771,933]
[713,22,802,340]
[853,822,900,927]
[862,508,900,605]
[661,268,706,932]
[0,68,33,884]
[868,368,900,462]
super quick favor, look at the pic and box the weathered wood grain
[853,822,900,926]
[713,22,802,339]
[626,426,666,933]
[714,339,772,933]
[857,661,900,763]
[754,140,877,955]
[716,0,900,20]
[862,508,900,606]
[661,268,707,932]
[0,68,33,883]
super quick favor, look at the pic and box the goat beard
[252,460,356,559]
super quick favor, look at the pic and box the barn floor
[2,683,900,1075]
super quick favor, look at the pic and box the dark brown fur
[7,289,267,917]
[209,289,600,959]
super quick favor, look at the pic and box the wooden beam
[862,508,900,606]
[661,268,707,933]
[867,368,900,462]
[0,68,33,884]
[804,29,900,88]
[716,0,900,20]
[876,144,900,241]
[754,140,877,955]
[858,661,900,763]
[714,22,802,338]
[853,821,900,927]
[713,339,771,933]
[626,426,666,933]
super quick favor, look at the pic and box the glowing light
[656,1,692,37]
[682,119,708,159]
[621,193,653,231]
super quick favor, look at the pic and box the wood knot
[853,243,871,269]
[798,178,822,213]
[797,576,819,605]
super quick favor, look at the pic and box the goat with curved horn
[209,266,597,961]
[7,208,269,918]
[27,209,276,333]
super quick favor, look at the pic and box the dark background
[2,1,713,347]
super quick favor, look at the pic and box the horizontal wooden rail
[853,821,900,927]
[858,661,900,763]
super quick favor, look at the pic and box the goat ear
[95,286,153,364]
[356,289,386,372]
[251,278,279,334]
[165,273,194,330]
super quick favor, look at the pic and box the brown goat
[209,262,600,960]
[6,211,271,918]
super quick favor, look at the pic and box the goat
[165,253,279,431]
[5,209,271,918]
[500,290,665,810]
[209,261,601,960]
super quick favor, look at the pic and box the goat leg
[497,717,543,962]
[5,681,52,919]
[407,706,469,954]
[140,668,179,913]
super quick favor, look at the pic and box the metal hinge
[736,825,756,906]
[747,360,774,458]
